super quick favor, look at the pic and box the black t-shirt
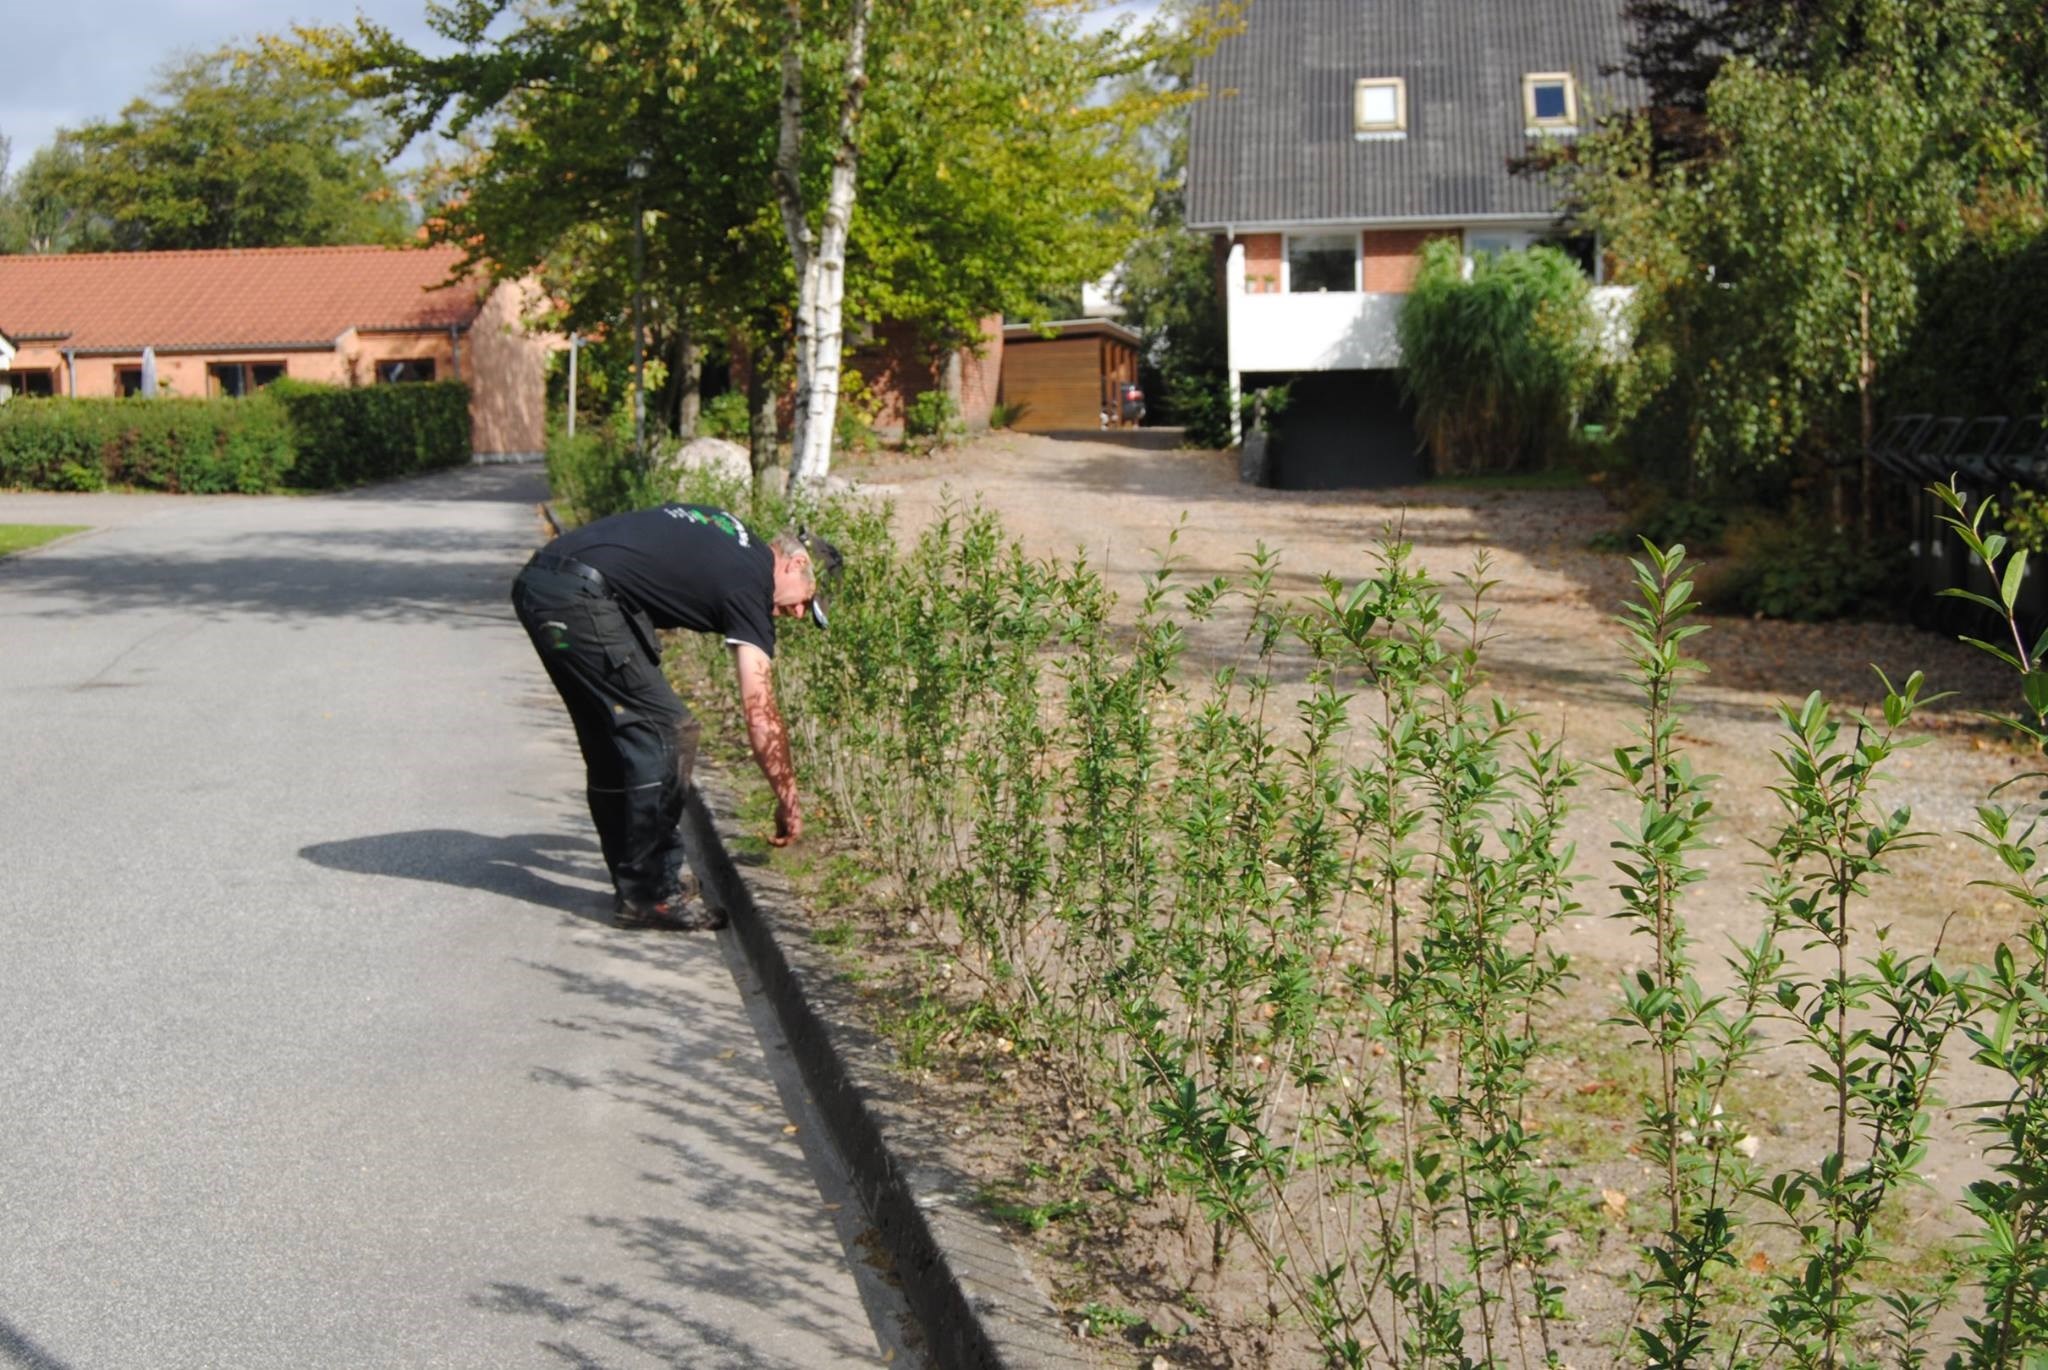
[549,504,777,656]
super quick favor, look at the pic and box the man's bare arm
[733,642,801,845]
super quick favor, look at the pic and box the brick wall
[466,278,559,458]
[845,318,1000,432]
[1240,233,1282,294]
[956,316,1003,428]
[1361,228,1456,293]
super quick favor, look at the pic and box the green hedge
[0,397,295,492]
[0,381,472,493]
[269,380,472,488]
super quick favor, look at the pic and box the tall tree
[35,43,407,252]
[0,136,88,254]
[315,0,1208,487]
[1109,0,1240,446]
[1567,0,2045,525]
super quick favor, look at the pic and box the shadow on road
[298,829,612,921]
[0,464,549,628]
[0,1316,77,1370]
[1034,426,1187,451]
[489,932,898,1366]
[330,463,547,504]
[0,526,531,629]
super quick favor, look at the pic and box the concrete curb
[684,773,1094,1370]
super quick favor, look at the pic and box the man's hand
[735,641,803,848]
[772,795,803,847]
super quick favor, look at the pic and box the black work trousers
[510,559,701,907]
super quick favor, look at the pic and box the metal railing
[1876,413,2048,633]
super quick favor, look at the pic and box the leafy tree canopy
[18,44,408,253]
[298,1,1212,405]
[1567,0,2047,512]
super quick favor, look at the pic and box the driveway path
[0,467,905,1368]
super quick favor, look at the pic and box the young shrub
[1928,481,2048,1368]
[1608,542,1768,1370]
[696,390,752,442]
[1700,512,1901,622]
[1746,674,1967,1370]
[902,389,966,451]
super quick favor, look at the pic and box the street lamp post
[627,152,652,473]
[566,333,580,437]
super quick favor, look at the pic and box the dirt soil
[800,430,2033,1367]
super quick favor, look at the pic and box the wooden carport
[997,319,1143,432]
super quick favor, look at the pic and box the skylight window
[1523,73,1578,131]
[1353,77,1407,139]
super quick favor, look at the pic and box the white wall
[1229,292,1409,372]
[1224,274,1637,374]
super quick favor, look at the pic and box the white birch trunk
[773,0,817,475]
[782,0,872,491]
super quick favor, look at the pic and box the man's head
[769,528,844,627]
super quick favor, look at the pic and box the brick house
[1188,0,1638,486]
[844,316,1004,435]
[0,245,560,461]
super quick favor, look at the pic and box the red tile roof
[0,245,489,354]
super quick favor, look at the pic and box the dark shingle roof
[1187,0,1641,229]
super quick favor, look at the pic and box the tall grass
[1396,240,1602,478]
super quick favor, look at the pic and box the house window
[208,362,286,397]
[1353,77,1407,138]
[1287,233,1359,293]
[1524,73,1578,131]
[117,367,145,397]
[1466,228,1541,258]
[0,369,55,399]
[375,358,436,384]
[1465,228,1603,282]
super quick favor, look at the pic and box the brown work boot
[616,875,724,932]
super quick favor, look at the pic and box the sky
[0,1,1161,175]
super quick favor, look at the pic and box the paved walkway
[0,468,906,1368]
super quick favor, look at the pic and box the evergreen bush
[0,396,294,492]
[0,382,470,493]
[697,391,752,441]
[268,380,471,488]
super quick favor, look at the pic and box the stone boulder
[672,436,752,486]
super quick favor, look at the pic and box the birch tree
[309,0,1218,486]
[774,0,870,488]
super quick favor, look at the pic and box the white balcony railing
[1224,250,1634,375]
[1228,290,1406,373]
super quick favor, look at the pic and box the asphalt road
[0,467,909,1368]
